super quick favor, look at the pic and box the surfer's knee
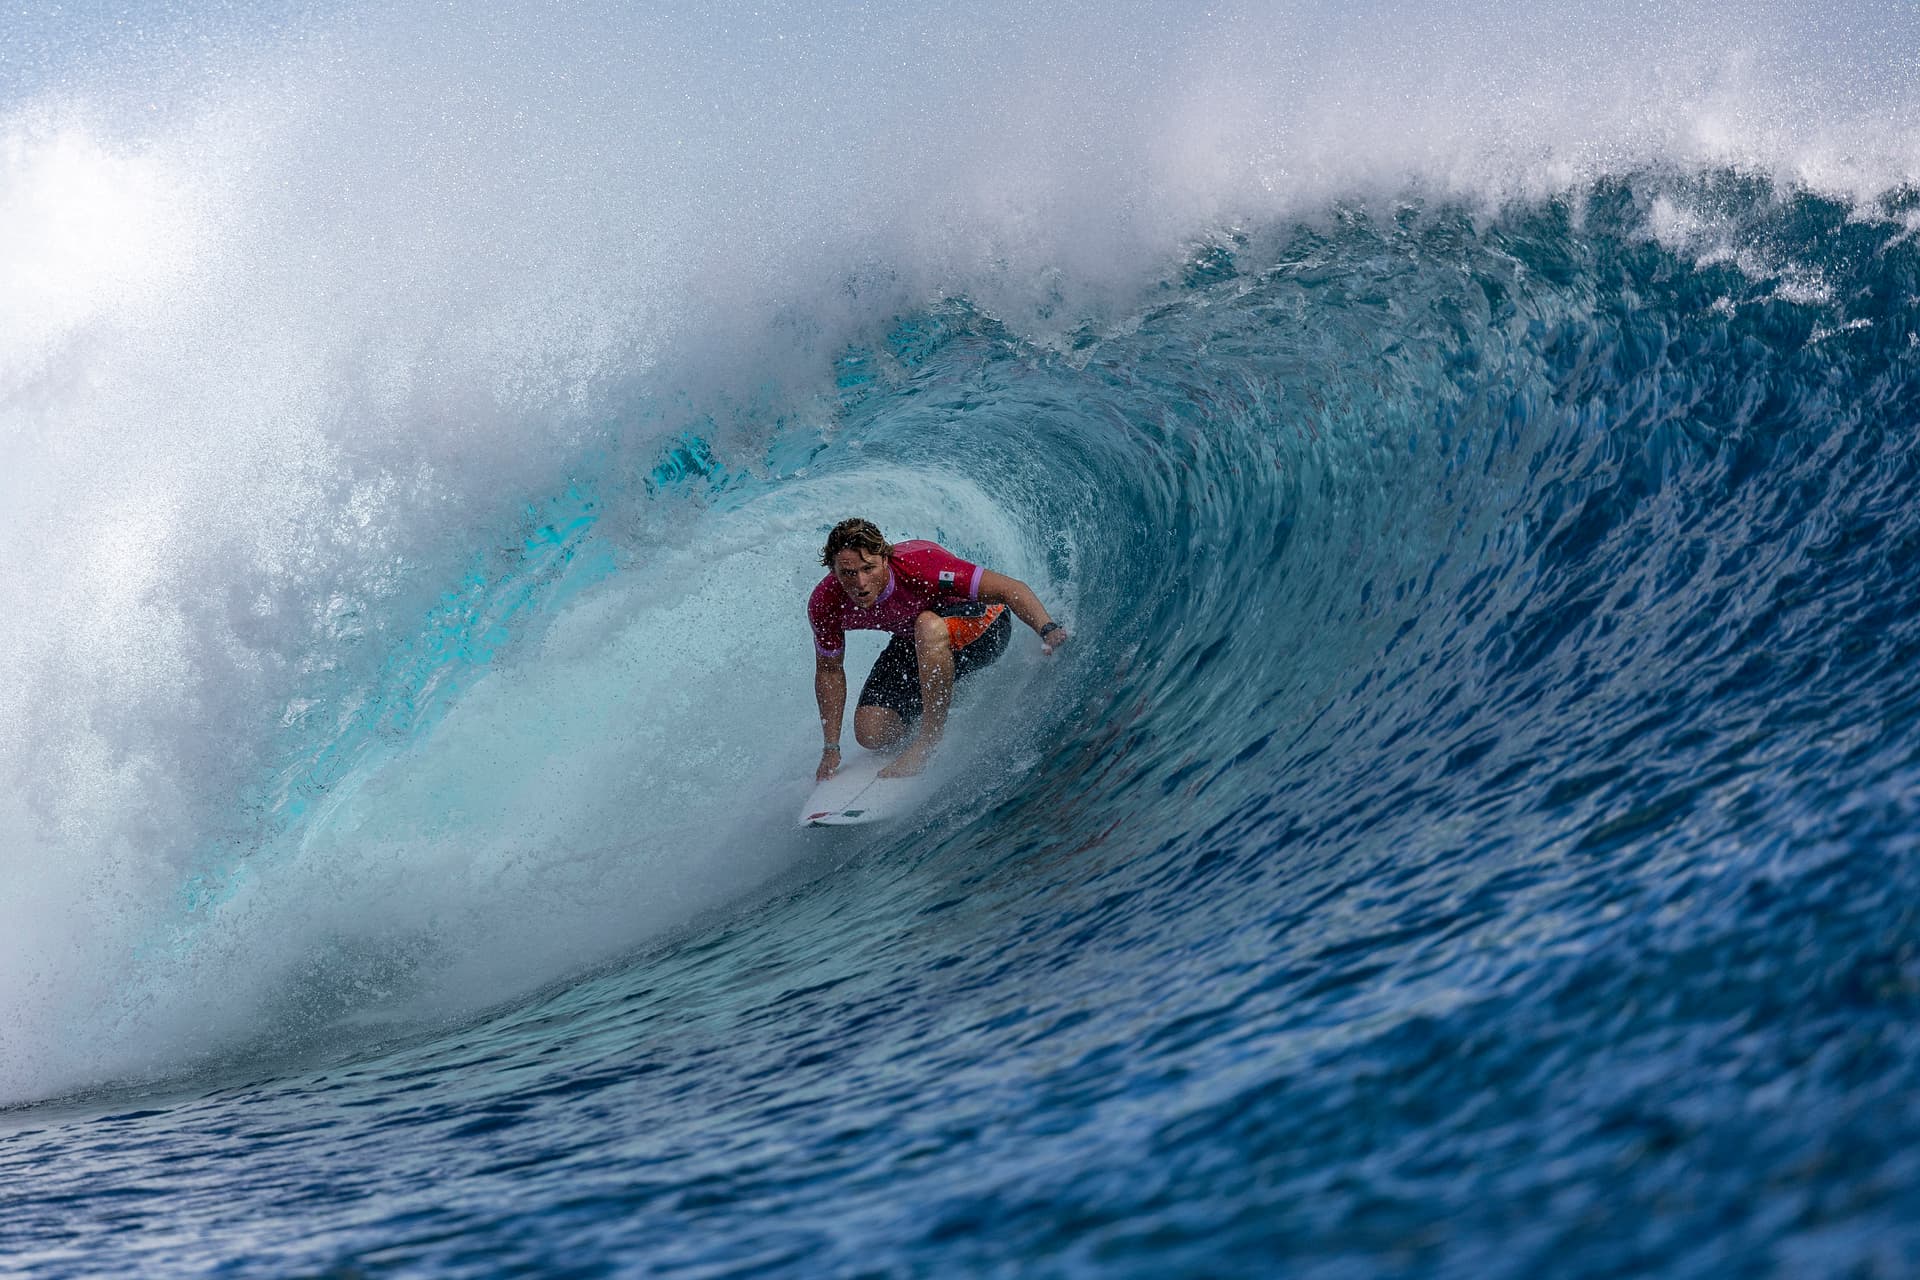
[854,705,908,749]
[913,610,951,654]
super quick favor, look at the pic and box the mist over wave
[5,0,1920,1111]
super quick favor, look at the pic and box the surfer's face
[831,548,889,607]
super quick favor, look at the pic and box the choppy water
[7,3,1920,1276]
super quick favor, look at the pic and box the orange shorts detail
[947,603,1008,650]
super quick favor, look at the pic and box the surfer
[809,518,1070,781]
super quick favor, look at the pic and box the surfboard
[799,750,935,827]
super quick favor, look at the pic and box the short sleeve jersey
[807,540,984,659]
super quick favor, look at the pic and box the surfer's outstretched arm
[978,570,1070,654]
[814,655,846,780]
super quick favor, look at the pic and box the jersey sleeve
[807,579,846,659]
[892,542,984,601]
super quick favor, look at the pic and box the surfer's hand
[1042,627,1071,656]
[816,750,840,782]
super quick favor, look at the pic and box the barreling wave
[7,1,1920,1272]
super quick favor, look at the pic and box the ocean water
[6,2,1920,1275]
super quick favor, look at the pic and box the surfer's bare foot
[879,741,933,778]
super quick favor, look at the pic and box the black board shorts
[856,602,1013,720]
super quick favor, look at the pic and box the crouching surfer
[809,518,1070,780]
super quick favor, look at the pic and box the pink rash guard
[807,540,984,659]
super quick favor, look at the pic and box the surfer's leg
[880,611,954,778]
[854,634,921,749]
[854,704,910,750]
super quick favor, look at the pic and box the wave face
[7,2,1920,1275]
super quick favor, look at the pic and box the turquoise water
[6,5,1920,1275]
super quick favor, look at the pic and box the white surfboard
[799,750,936,827]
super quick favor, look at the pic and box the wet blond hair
[820,517,894,566]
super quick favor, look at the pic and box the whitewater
[6,1,1920,1274]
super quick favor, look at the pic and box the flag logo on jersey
[939,570,956,584]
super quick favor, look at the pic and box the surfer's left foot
[879,742,933,778]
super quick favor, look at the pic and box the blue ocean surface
[5,3,1920,1276]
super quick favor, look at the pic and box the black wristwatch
[1039,622,1062,637]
